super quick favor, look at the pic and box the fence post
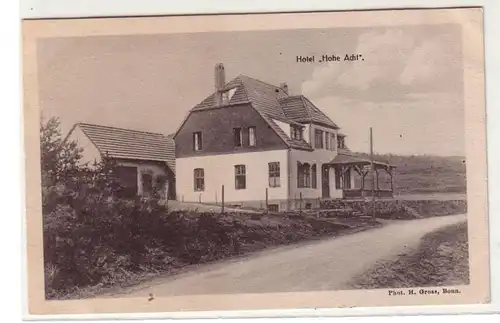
[299,192,303,214]
[265,188,269,214]
[221,185,225,214]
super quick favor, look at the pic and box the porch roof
[328,153,395,169]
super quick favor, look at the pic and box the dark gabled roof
[190,75,340,151]
[72,123,176,173]
[280,95,339,129]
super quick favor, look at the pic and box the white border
[16,0,500,321]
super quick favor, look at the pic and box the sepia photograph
[22,7,489,316]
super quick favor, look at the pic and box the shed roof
[329,152,394,168]
[72,123,176,173]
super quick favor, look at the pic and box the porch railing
[343,189,394,199]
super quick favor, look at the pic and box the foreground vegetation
[348,222,469,289]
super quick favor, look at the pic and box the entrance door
[322,164,330,198]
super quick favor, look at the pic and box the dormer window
[291,125,303,140]
[314,129,324,149]
[337,135,346,149]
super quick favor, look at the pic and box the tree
[40,117,83,186]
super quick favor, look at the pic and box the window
[291,126,303,140]
[248,126,256,147]
[234,128,242,147]
[314,129,324,148]
[116,166,138,198]
[311,164,317,188]
[331,133,336,150]
[343,169,352,189]
[268,162,281,187]
[337,136,346,149]
[235,165,246,189]
[142,172,153,196]
[193,132,202,151]
[325,133,330,150]
[194,168,204,191]
[155,175,168,199]
[297,162,311,188]
[335,168,342,189]
[268,204,279,212]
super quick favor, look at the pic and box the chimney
[214,63,225,106]
[280,82,289,95]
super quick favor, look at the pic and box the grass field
[347,221,469,289]
[354,153,466,194]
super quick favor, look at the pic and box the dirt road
[108,214,467,298]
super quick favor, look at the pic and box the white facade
[175,123,357,206]
[67,126,101,166]
[176,149,289,204]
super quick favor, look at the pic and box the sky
[37,24,465,156]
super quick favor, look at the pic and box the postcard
[22,7,489,317]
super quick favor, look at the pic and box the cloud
[315,93,465,156]
[399,36,458,87]
[301,27,462,102]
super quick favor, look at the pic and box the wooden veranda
[328,153,396,199]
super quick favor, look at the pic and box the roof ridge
[237,74,282,91]
[77,122,167,137]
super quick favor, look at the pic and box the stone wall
[319,199,467,219]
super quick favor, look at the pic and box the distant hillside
[352,153,466,194]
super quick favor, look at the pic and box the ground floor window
[268,204,279,212]
[268,162,280,187]
[297,162,311,188]
[343,168,352,189]
[235,164,246,189]
[194,168,205,191]
[142,172,153,196]
[116,166,138,198]
[335,168,342,189]
[311,164,317,188]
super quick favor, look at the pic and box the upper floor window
[330,133,336,150]
[291,125,303,140]
[235,165,246,189]
[325,133,330,150]
[193,132,202,151]
[234,128,242,147]
[194,168,204,191]
[248,126,256,147]
[268,162,280,187]
[314,129,324,149]
[337,136,346,149]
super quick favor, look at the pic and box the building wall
[116,159,175,199]
[289,148,343,199]
[67,126,102,166]
[176,149,289,204]
[175,104,288,158]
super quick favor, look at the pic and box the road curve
[108,214,467,298]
